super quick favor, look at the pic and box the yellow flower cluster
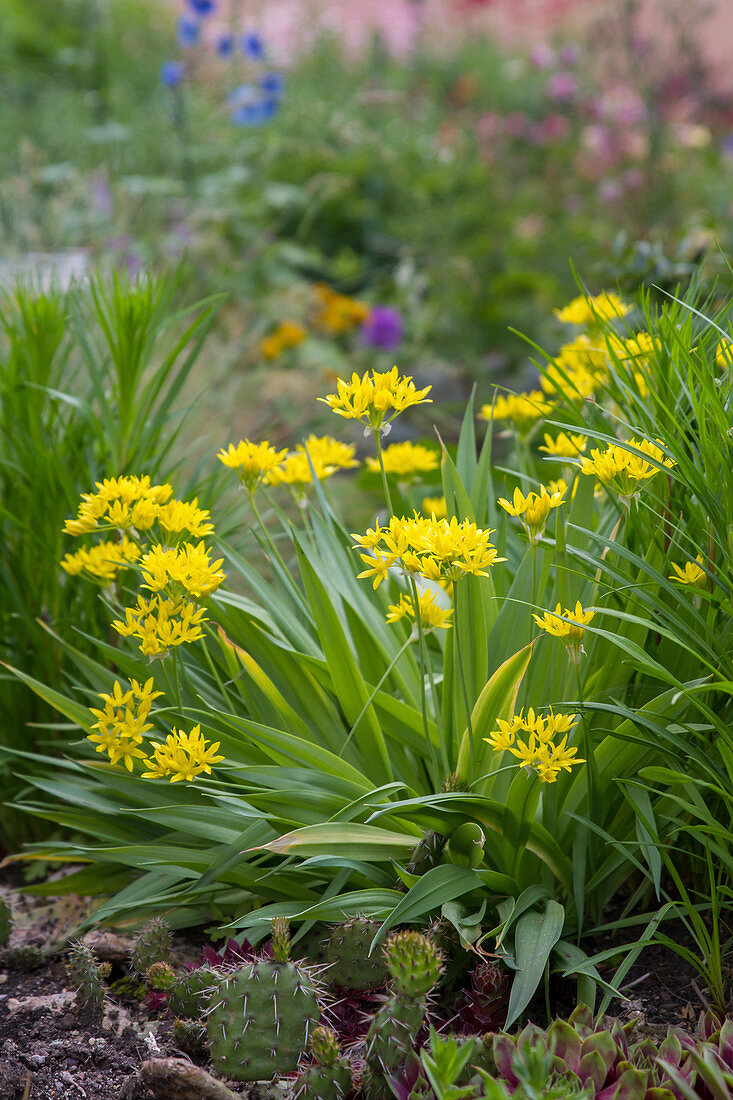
[320,367,431,430]
[484,707,584,783]
[217,440,288,494]
[421,495,447,519]
[366,441,439,478]
[140,543,225,600]
[63,476,212,541]
[142,725,224,783]
[554,292,633,327]
[112,594,208,657]
[479,391,552,434]
[88,678,163,771]
[538,431,587,458]
[264,435,360,492]
[62,537,141,584]
[534,601,594,663]
[386,588,453,631]
[352,514,503,588]
[261,320,306,361]
[578,438,674,501]
[314,283,370,334]
[669,554,706,586]
[498,485,565,542]
[541,338,608,402]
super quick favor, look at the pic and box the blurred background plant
[2,0,733,454]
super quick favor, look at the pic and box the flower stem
[453,580,475,779]
[373,428,395,517]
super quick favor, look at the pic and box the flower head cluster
[320,367,431,431]
[669,554,706,587]
[112,594,209,657]
[140,543,225,600]
[64,477,173,537]
[217,440,288,494]
[421,495,447,519]
[88,678,163,771]
[554,292,633,327]
[261,320,306,361]
[352,514,503,588]
[498,484,565,542]
[538,431,587,458]
[142,725,224,783]
[299,435,359,470]
[366,441,440,479]
[266,452,337,490]
[479,391,552,435]
[386,589,453,632]
[541,338,608,402]
[578,438,674,502]
[534,601,594,663]
[485,707,584,783]
[62,537,141,584]
[314,284,370,334]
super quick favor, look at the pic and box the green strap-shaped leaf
[505,899,565,1028]
[296,545,393,785]
[455,642,533,781]
[255,822,419,861]
[372,864,485,947]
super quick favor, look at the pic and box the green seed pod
[146,961,176,991]
[447,822,486,869]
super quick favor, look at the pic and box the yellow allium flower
[497,484,565,542]
[61,537,141,583]
[484,707,583,783]
[366,441,439,478]
[421,495,447,519]
[217,440,288,494]
[353,513,503,587]
[156,498,214,539]
[262,334,283,360]
[554,292,633,327]
[578,437,674,502]
[541,360,600,402]
[112,594,208,657]
[142,725,224,783]
[314,284,370,333]
[538,431,587,458]
[534,601,594,662]
[546,477,568,497]
[319,367,431,431]
[298,435,359,469]
[266,452,337,488]
[716,338,733,369]
[479,390,552,435]
[64,476,174,536]
[386,589,453,631]
[669,553,706,586]
[87,677,163,770]
[140,542,225,600]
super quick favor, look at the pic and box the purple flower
[177,15,200,48]
[545,71,578,102]
[559,43,580,67]
[228,82,280,126]
[242,31,265,59]
[188,0,215,13]
[721,132,733,157]
[361,306,404,352]
[216,33,234,58]
[160,60,184,88]
[530,43,555,69]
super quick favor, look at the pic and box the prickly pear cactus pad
[131,916,171,976]
[206,959,322,1081]
[168,966,217,1019]
[385,930,444,998]
[296,1025,353,1100]
[325,918,388,991]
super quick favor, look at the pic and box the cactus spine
[168,966,217,1019]
[362,931,443,1099]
